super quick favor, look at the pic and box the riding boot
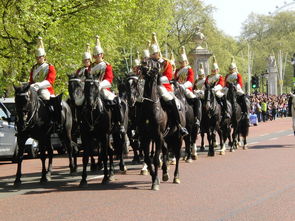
[221,96,230,119]
[114,97,125,133]
[168,99,189,136]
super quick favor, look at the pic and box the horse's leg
[218,129,225,155]
[207,130,214,157]
[62,131,75,174]
[46,144,53,181]
[117,132,127,173]
[79,139,90,187]
[40,144,48,184]
[200,131,205,152]
[152,136,162,191]
[108,146,115,182]
[191,129,198,160]
[142,138,154,186]
[14,137,27,187]
[161,140,169,182]
[184,135,192,163]
[173,136,182,184]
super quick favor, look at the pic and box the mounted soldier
[90,35,125,133]
[223,57,248,118]
[174,46,200,126]
[205,56,230,118]
[29,36,60,127]
[193,63,206,99]
[148,33,188,136]
[75,43,92,79]
[128,51,141,76]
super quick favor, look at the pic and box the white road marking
[287,134,294,137]
[259,133,269,137]
[269,138,278,141]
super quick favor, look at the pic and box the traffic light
[251,76,257,89]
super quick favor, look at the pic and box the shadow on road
[249,144,294,149]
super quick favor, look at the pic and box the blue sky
[205,0,295,37]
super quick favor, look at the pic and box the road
[0,117,294,221]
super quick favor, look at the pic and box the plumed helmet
[150,32,161,56]
[197,63,205,76]
[134,51,141,66]
[211,56,219,70]
[35,36,46,57]
[143,40,151,58]
[82,43,92,60]
[229,56,237,70]
[93,35,104,56]
[180,46,188,62]
[170,50,176,67]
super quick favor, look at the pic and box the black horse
[121,74,143,164]
[203,84,225,156]
[13,83,75,186]
[79,74,112,187]
[172,81,198,162]
[68,74,103,171]
[227,83,249,150]
[138,59,184,190]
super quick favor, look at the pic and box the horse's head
[140,59,160,81]
[125,75,139,107]
[84,74,102,111]
[204,83,216,114]
[227,82,237,103]
[171,80,186,102]
[68,73,85,106]
[140,59,161,100]
[14,83,38,122]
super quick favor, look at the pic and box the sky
[205,0,295,37]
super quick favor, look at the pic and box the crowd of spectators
[248,93,291,125]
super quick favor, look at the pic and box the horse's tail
[239,117,249,137]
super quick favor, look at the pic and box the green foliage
[2,0,293,96]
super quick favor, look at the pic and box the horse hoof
[79,180,88,188]
[70,167,78,174]
[230,148,235,152]
[200,146,205,152]
[185,158,193,163]
[208,152,215,157]
[243,145,248,150]
[140,170,148,176]
[46,175,52,182]
[108,175,115,182]
[40,177,48,184]
[192,155,198,160]
[162,173,169,182]
[173,178,180,184]
[14,179,21,188]
[151,184,160,191]
[102,176,110,185]
[220,151,225,155]
[169,158,176,165]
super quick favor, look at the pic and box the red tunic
[161,60,173,92]
[174,66,194,91]
[30,64,56,95]
[225,72,243,88]
[205,74,224,87]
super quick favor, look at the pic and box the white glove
[180,84,186,90]
[30,83,40,91]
